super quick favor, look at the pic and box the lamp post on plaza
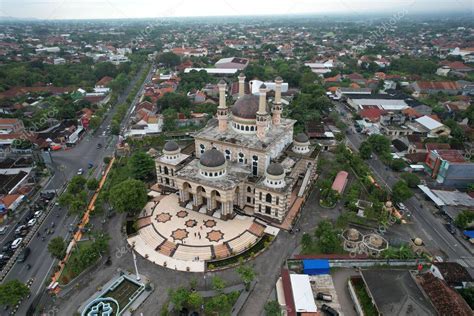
[132,249,141,281]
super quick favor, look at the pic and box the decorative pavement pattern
[176,210,188,218]
[171,228,189,241]
[204,219,217,228]
[206,230,224,242]
[185,219,197,228]
[156,212,172,223]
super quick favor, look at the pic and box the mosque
[155,74,318,224]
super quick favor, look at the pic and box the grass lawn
[353,281,378,316]
[59,240,96,285]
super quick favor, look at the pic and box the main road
[0,63,154,316]
[334,101,474,270]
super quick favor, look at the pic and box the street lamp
[132,250,141,281]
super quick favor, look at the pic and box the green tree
[0,280,30,307]
[48,237,67,260]
[187,291,203,310]
[392,180,413,203]
[359,141,373,160]
[390,159,406,172]
[129,151,155,181]
[205,293,231,315]
[109,179,148,214]
[68,176,87,195]
[162,108,178,131]
[367,134,391,155]
[168,287,190,311]
[301,233,313,253]
[110,120,120,135]
[264,300,282,316]
[236,261,256,291]
[211,276,226,293]
[314,220,339,254]
[157,52,180,67]
[458,287,474,309]
[400,172,420,188]
[454,210,474,230]
[86,178,100,191]
[89,116,102,130]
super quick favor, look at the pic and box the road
[0,63,153,316]
[334,101,474,270]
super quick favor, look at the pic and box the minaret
[217,80,228,132]
[272,76,283,126]
[238,73,246,98]
[256,83,268,141]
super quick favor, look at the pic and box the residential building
[215,57,249,70]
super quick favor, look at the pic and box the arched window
[276,197,279,205]
[225,149,231,160]
[158,166,162,173]
[259,192,262,200]
[238,152,244,163]
[252,155,258,176]
[266,193,272,203]
[245,126,249,131]
[247,186,252,193]
[200,143,205,154]
[164,166,169,175]
[250,126,255,131]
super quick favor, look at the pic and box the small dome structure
[164,141,179,152]
[163,141,180,160]
[293,133,310,154]
[231,95,260,119]
[266,163,284,176]
[414,238,423,246]
[295,133,309,143]
[200,148,226,168]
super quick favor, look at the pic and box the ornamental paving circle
[206,230,224,242]
[176,210,188,218]
[204,219,217,228]
[156,212,172,223]
[185,219,197,228]
[171,228,189,241]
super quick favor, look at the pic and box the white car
[11,238,23,250]
[34,211,43,218]
[27,218,37,227]
[77,168,84,175]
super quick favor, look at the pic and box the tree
[367,134,391,155]
[48,237,67,260]
[236,261,256,291]
[359,141,373,160]
[168,287,190,311]
[157,52,180,67]
[454,210,474,230]
[0,280,30,307]
[187,291,203,310]
[301,233,313,253]
[314,220,339,254]
[264,300,282,316]
[94,62,117,80]
[400,172,420,188]
[390,159,406,172]
[162,108,177,132]
[129,151,155,181]
[458,287,474,310]
[211,276,226,293]
[68,176,87,195]
[205,293,231,315]
[392,180,413,203]
[89,116,102,130]
[109,179,148,214]
[86,178,100,191]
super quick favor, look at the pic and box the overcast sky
[1,0,472,20]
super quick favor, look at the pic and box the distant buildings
[215,57,249,70]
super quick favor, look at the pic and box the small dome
[347,228,360,241]
[414,238,423,246]
[238,72,246,78]
[200,148,225,168]
[295,133,309,143]
[218,79,226,85]
[164,141,179,152]
[385,201,393,208]
[266,163,284,176]
[231,94,260,119]
[275,76,283,81]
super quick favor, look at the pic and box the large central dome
[231,94,260,119]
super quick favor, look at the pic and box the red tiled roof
[359,108,385,122]
[416,81,460,91]
[0,86,73,99]
[96,76,113,87]
[0,118,21,125]
[436,150,466,163]
[425,143,451,151]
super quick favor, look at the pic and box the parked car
[11,238,23,250]
[17,247,30,263]
[96,143,103,149]
[316,292,333,302]
[321,304,339,316]
[445,223,456,235]
[2,241,13,252]
[14,225,26,235]
[77,168,84,175]
[0,226,7,235]
[27,218,37,227]
[34,211,43,218]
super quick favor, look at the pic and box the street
[0,63,154,316]
[334,101,474,270]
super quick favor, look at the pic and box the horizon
[1,0,473,21]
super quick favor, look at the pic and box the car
[2,241,13,252]
[11,238,23,250]
[77,168,84,175]
[27,218,37,227]
[14,225,26,235]
[445,223,456,235]
[321,304,339,316]
[96,143,103,149]
[17,247,30,263]
[396,202,407,211]
[316,292,333,302]
[34,211,43,218]
[0,253,10,261]
[0,226,7,235]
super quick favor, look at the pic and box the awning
[417,185,445,207]
[463,230,474,239]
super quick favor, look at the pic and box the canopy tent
[303,259,330,275]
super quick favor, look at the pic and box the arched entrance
[210,190,221,212]
[182,182,192,205]
[196,186,207,210]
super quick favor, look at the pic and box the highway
[0,63,154,316]
[334,101,474,270]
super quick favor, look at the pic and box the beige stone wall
[254,187,288,222]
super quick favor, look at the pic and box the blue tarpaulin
[463,230,474,239]
[303,259,330,275]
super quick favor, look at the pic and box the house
[335,87,371,100]
[0,171,29,195]
[418,272,472,316]
[305,59,336,74]
[359,108,385,123]
[171,47,207,57]
[344,73,367,86]
[350,270,436,316]
[425,149,474,188]
[94,76,113,94]
[215,57,249,70]
[410,116,451,138]
[410,81,460,96]
[429,262,473,289]
[184,68,239,76]
[275,269,318,316]
[0,118,25,134]
[331,171,348,194]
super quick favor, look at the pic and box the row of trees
[301,220,341,254]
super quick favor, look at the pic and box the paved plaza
[128,193,276,272]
